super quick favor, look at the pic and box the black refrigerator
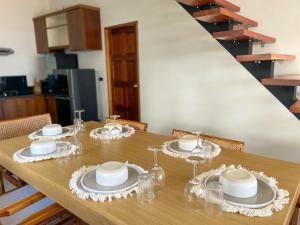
[48,69,98,125]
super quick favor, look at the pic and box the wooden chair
[0,184,74,225]
[172,129,245,152]
[0,114,52,140]
[105,118,148,132]
[0,114,52,194]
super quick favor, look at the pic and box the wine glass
[192,131,203,153]
[71,119,83,155]
[147,145,165,192]
[74,109,85,132]
[184,154,206,208]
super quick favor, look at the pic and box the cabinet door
[33,96,47,115]
[67,8,102,51]
[1,96,47,120]
[33,18,49,53]
[46,96,58,123]
[1,98,27,120]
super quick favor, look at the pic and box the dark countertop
[0,94,71,99]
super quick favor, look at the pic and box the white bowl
[30,139,56,155]
[42,124,62,136]
[219,168,258,198]
[96,162,128,186]
[178,135,200,151]
[104,123,122,135]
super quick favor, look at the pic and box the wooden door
[106,22,140,121]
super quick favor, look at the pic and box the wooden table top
[0,121,299,225]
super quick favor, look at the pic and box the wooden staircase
[262,75,300,86]
[213,30,276,43]
[193,8,257,27]
[177,0,240,12]
[236,54,296,62]
[176,0,300,119]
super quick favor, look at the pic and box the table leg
[290,207,299,225]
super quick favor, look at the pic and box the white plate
[205,174,276,209]
[80,164,143,194]
[18,142,72,159]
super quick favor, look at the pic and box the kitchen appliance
[47,69,98,125]
[0,48,14,56]
[0,76,28,96]
[45,53,78,75]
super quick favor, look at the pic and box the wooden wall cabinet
[33,5,102,53]
[0,96,57,122]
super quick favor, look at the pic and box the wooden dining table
[0,121,300,225]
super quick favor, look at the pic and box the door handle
[133,84,138,88]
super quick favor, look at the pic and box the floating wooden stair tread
[193,8,257,27]
[290,101,300,114]
[236,54,296,62]
[213,30,276,43]
[262,75,300,86]
[177,0,240,12]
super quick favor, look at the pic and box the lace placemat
[192,164,289,217]
[69,163,145,202]
[162,140,221,159]
[13,141,77,163]
[90,125,135,141]
[28,127,75,140]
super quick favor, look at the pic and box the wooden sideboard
[33,4,102,53]
[0,95,57,123]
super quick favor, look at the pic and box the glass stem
[73,128,78,141]
[153,150,158,167]
[193,163,197,182]
[197,134,200,148]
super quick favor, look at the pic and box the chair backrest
[172,129,245,152]
[0,114,52,140]
[105,118,148,132]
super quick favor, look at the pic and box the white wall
[0,0,49,85]
[230,0,300,97]
[48,0,300,163]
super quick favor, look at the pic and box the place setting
[162,131,221,159]
[184,159,290,217]
[69,161,146,202]
[13,138,77,163]
[69,144,166,203]
[90,115,135,142]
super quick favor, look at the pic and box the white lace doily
[13,141,77,163]
[69,163,145,202]
[193,164,289,217]
[162,140,221,159]
[90,125,135,140]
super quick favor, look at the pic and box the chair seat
[0,185,55,225]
